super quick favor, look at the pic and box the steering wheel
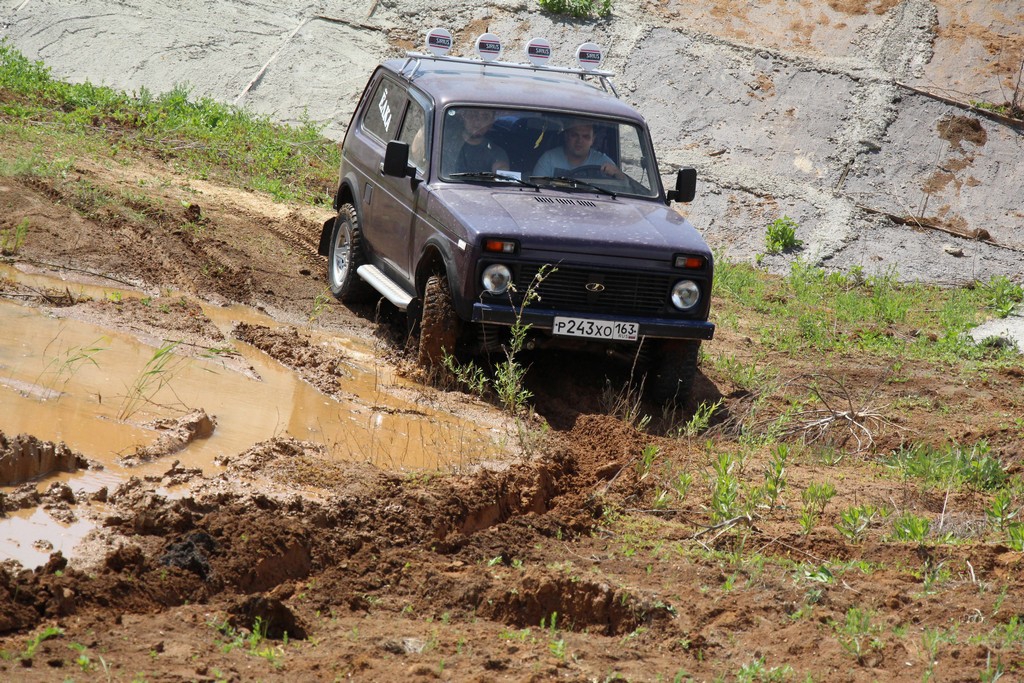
[565,164,607,180]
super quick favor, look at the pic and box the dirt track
[2,1,1024,681]
[0,102,1021,680]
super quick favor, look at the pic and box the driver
[531,120,626,179]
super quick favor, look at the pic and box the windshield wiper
[449,171,539,189]
[529,176,616,198]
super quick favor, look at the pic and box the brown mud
[1,100,1024,683]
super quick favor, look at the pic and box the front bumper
[471,302,715,341]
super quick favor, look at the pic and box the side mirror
[382,141,415,178]
[666,167,697,204]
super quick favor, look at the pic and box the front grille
[515,264,674,316]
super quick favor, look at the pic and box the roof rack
[397,29,620,98]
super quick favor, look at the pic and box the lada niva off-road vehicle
[319,30,715,402]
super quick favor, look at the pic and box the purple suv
[319,50,715,403]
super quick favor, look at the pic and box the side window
[399,100,427,171]
[361,77,406,142]
[618,125,647,187]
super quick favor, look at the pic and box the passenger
[532,119,626,179]
[442,108,509,175]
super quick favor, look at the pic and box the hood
[428,186,708,260]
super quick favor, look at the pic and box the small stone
[942,244,964,257]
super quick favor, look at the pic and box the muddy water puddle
[1,266,505,566]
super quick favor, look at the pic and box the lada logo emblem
[585,282,605,292]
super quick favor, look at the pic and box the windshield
[440,108,661,198]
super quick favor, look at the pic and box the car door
[358,77,425,288]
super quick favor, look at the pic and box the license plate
[552,316,638,341]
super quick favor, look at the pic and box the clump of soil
[937,114,988,150]
[82,296,225,340]
[233,323,350,397]
[119,409,216,466]
[0,432,93,487]
[0,276,86,307]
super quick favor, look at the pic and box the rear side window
[399,100,427,171]
[361,77,406,142]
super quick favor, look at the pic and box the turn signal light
[484,239,518,254]
[674,255,705,269]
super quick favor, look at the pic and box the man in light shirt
[532,120,625,179]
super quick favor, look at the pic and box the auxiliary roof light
[425,28,452,57]
[475,33,503,62]
[576,42,604,71]
[525,37,552,66]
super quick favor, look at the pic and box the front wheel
[646,340,701,405]
[327,204,373,302]
[417,274,460,367]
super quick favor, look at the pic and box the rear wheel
[417,274,460,367]
[328,203,373,302]
[647,340,701,405]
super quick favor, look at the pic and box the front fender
[416,235,472,320]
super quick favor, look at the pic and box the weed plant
[986,490,1019,531]
[887,440,1005,491]
[637,444,659,480]
[835,504,880,543]
[707,354,778,394]
[308,287,333,323]
[797,481,836,535]
[20,626,63,661]
[802,481,836,515]
[600,376,651,432]
[0,217,28,255]
[36,336,109,400]
[537,0,613,18]
[1005,522,1024,551]
[117,340,186,420]
[982,275,1023,318]
[833,606,882,664]
[673,471,693,504]
[709,452,740,523]
[760,443,789,511]
[735,656,793,682]
[979,653,1006,682]
[682,399,722,436]
[890,512,931,543]
[763,215,802,254]
[443,352,490,397]
[213,616,285,667]
[494,315,534,415]
[540,612,567,660]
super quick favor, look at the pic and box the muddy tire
[328,203,373,303]
[647,340,701,405]
[417,274,459,367]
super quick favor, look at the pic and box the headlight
[482,264,512,295]
[671,280,700,310]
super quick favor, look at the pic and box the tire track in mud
[115,184,327,305]
[115,193,257,301]
[16,174,190,293]
[13,160,330,309]
[259,209,327,267]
